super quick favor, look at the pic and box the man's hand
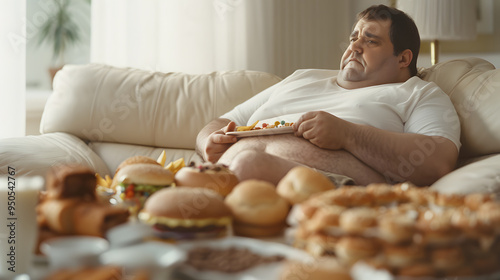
[197,120,237,163]
[294,111,351,150]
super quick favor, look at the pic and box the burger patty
[153,223,226,233]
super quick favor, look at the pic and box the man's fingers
[222,121,237,133]
[212,133,237,144]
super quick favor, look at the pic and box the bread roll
[277,166,336,204]
[225,180,290,237]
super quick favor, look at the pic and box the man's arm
[294,111,458,186]
[195,118,237,163]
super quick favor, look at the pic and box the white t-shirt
[221,69,461,150]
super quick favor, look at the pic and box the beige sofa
[1,57,499,194]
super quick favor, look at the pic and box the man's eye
[350,38,357,42]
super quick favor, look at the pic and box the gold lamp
[397,0,477,65]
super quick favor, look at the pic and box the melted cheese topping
[138,212,232,227]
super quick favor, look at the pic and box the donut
[365,183,398,206]
[377,213,416,244]
[435,192,465,208]
[174,163,239,197]
[383,244,425,269]
[335,236,379,265]
[430,247,466,272]
[305,205,346,234]
[339,186,373,207]
[338,207,378,235]
[449,207,482,238]
[476,201,500,232]
[464,193,495,210]
[397,262,436,278]
[404,187,436,206]
[304,233,339,257]
[280,257,351,280]
[416,210,460,246]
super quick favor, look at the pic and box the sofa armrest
[430,154,500,195]
[0,132,110,177]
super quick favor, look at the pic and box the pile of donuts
[291,182,500,278]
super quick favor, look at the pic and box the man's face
[337,18,402,89]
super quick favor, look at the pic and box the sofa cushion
[41,64,282,149]
[88,142,201,175]
[0,133,110,177]
[420,57,500,158]
[430,154,500,195]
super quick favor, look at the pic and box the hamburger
[114,155,162,176]
[111,163,174,214]
[138,187,232,240]
[225,180,290,237]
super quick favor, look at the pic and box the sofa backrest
[420,57,500,158]
[41,64,282,149]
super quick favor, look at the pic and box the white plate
[226,126,294,138]
[176,236,314,280]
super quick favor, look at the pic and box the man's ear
[398,49,413,68]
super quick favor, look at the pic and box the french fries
[236,120,259,131]
[165,157,185,174]
[96,173,112,188]
[157,150,167,166]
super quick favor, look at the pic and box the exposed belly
[218,134,386,185]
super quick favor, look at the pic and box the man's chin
[339,69,364,83]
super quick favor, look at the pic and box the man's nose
[350,39,363,54]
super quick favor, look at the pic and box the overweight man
[196,5,460,187]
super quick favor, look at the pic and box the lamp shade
[397,0,477,41]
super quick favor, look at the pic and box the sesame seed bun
[114,156,161,175]
[111,163,173,190]
[138,187,232,240]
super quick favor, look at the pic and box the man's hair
[357,5,420,77]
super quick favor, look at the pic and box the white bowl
[40,236,109,270]
[105,221,155,248]
[99,241,186,280]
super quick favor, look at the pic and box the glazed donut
[397,262,436,278]
[430,247,466,272]
[464,193,495,210]
[449,207,482,238]
[404,187,436,206]
[476,201,500,232]
[383,244,425,269]
[338,207,377,235]
[305,205,346,234]
[365,183,398,206]
[174,163,238,197]
[435,192,465,208]
[336,186,373,207]
[304,233,339,257]
[416,210,460,246]
[335,236,379,265]
[280,257,351,280]
[377,213,416,244]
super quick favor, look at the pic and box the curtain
[0,0,26,139]
[91,0,274,74]
[91,0,349,77]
